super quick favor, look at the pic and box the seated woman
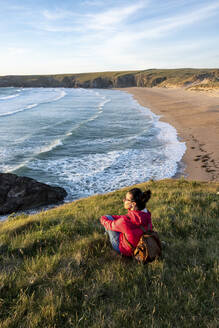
[100,188,152,257]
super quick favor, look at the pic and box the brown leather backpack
[124,225,162,264]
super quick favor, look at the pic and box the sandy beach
[121,87,219,181]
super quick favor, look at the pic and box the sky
[0,0,219,75]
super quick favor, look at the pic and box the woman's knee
[105,215,114,221]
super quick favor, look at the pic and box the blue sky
[0,0,219,75]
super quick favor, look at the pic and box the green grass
[1,68,219,89]
[57,70,140,83]
[0,179,219,327]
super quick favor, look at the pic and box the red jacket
[100,209,152,256]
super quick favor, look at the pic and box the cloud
[36,0,219,70]
[1,0,219,74]
[39,25,80,33]
[82,0,104,6]
[37,1,147,36]
[86,2,147,31]
[99,0,219,49]
[42,9,75,21]
[37,8,84,33]
[80,1,219,71]
[152,1,219,36]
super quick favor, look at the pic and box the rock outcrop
[0,173,67,215]
[113,74,137,87]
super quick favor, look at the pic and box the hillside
[0,179,218,327]
[0,68,219,90]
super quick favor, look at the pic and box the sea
[0,87,186,218]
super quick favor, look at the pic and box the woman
[100,188,152,257]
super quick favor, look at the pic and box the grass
[0,179,219,327]
[56,71,140,83]
[135,68,219,88]
[1,68,219,89]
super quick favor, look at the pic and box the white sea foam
[27,91,186,200]
[0,94,19,100]
[0,103,38,117]
[0,87,187,208]
[98,97,111,111]
[0,88,67,118]
[53,89,67,101]
[0,138,63,174]
[26,130,185,201]
[36,139,63,156]
[154,120,186,177]
[64,97,110,135]
[3,161,29,173]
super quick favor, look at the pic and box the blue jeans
[104,215,121,253]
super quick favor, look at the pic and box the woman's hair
[128,188,151,210]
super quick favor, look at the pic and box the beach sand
[120,87,219,181]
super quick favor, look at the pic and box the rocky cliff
[0,69,218,90]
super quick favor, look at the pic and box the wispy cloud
[82,0,104,6]
[39,25,80,33]
[42,9,76,21]
[39,1,147,33]
[85,2,147,31]
[0,0,218,74]
[151,1,219,37]
[100,1,219,49]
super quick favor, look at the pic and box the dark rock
[90,77,113,88]
[194,73,212,81]
[114,74,137,87]
[62,76,76,87]
[150,76,167,87]
[0,173,67,215]
[136,73,166,87]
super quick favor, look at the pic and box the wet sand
[121,87,219,181]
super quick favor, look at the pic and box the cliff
[0,68,219,90]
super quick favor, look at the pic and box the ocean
[0,87,186,207]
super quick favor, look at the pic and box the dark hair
[128,188,151,210]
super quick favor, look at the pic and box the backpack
[124,225,162,264]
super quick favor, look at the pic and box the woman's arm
[100,215,127,232]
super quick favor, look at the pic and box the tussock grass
[0,179,218,327]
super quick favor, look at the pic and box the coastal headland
[0,68,219,89]
[122,87,219,181]
[1,68,219,181]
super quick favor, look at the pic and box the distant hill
[0,68,219,90]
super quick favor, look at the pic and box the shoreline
[120,87,219,181]
[1,86,218,222]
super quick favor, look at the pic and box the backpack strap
[123,233,135,250]
[139,223,151,233]
[123,217,150,250]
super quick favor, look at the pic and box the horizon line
[1,67,219,77]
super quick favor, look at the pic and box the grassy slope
[56,70,140,83]
[1,68,219,89]
[0,179,219,328]
[135,68,219,88]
